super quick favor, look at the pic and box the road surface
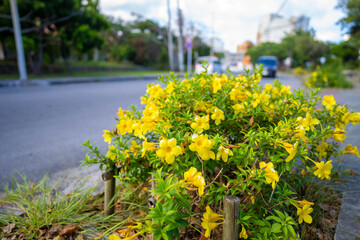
[0,74,301,188]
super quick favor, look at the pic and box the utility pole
[10,0,28,81]
[176,0,184,72]
[167,0,175,71]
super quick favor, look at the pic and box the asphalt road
[0,74,301,188]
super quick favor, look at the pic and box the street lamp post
[10,0,28,81]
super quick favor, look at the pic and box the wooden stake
[103,169,115,216]
[223,196,240,240]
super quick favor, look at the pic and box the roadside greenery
[305,63,353,88]
[0,175,146,240]
[84,68,360,239]
[247,30,329,67]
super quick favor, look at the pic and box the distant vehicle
[227,61,253,74]
[256,56,278,77]
[228,61,243,73]
[195,56,223,74]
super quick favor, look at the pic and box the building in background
[257,14,309,44]
[204,37,225,54]
[237,40,253,55]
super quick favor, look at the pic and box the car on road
[195,56,223,74]
[256,56,278,77]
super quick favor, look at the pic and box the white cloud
[99,0,346,52]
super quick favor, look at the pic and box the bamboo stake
[223,196,240,240]
[103,168,115,216]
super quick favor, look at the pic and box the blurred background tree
[0,0,109,74]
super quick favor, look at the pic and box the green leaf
[270,223,282,233]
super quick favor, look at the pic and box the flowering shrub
[305,65,352,88]
[294,67,308,75]
[84,69,360,239]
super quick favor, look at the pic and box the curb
[334,191,360,239]
[0,74,173,87]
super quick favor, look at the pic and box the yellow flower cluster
[201,206,223,238]
[88,69,360,239]
[260,161,279,189]
[183,167,205,196]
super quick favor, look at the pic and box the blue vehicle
[256,56,278,78]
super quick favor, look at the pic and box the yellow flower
[233,103,245,115]
[117,118,134,135]
[295,199,314,207]
[259,93,271,104]
[106,145,117,160]
[239,225,248,239]
[230,87,246,101]
[322,95,336,110]
[251,94,261,108]
[116,107,128,117]
[166,81,175,94]
[156,138,182,164]
[132,121,144,138]
[332,128,346,143]
[146,84,165,99]
[211,107,225,125]
[141,139,157,157]
[342,112,352,125]
[183,167,205,196]
[103,130,112,144]
[129,140,140,154]
[342,144,360,157]
[280,141,298,162]
[264,83,272,93]
[190,115,210,133]
[194,101,208,112]
[294,126,308,142]
[304,112,320,131]
[189,134,215,160]
[216,146,233,162]
[140,95,148,105]
[212,77,222,93]
[350,112,360,125]
[199,77,207,86]
[316,142,329,158]
[201,206,223,238]
[297,204,313,224]
[109,234,120,240]
[281,85,291,94]
[307,157,333,180]
[260,162,279,189]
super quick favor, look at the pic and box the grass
[0,171,344,239]
[285,170,342,240]
[68,61,136,68]
[0,174,147,239]
[0,70,171,81]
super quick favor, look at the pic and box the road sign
[185,35,193,50]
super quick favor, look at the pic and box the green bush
[305,63,353,88]
[84,69,360,239]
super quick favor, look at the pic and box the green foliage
[247,42,287,65]
[0,0,109,74]
[305,62,353,88]
[248,30,330,68]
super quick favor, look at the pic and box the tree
[336,0,360,68]
[331,41,359,68]
[336,0,360,38]
[281,30,329,67]
[102,16,169,67]
[247,42,287,65]
[0,0,109,74]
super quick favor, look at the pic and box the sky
[99,0,346,52]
